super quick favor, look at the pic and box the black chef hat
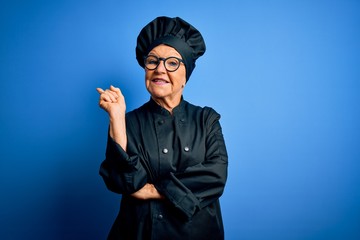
[136,16,206,81]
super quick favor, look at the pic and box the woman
[97,16,228,240]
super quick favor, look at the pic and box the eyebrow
[148,51,182,59]
[148,54,182,59]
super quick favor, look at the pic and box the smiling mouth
[152,78,169,84]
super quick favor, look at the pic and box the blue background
[1,0,359,239]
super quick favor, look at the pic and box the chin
[148,88,167,97]
[151,94,166,100]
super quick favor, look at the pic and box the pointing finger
[96,88,105,94]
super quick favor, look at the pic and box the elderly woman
[97,16,228,240]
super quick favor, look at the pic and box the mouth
[151,78,169,85]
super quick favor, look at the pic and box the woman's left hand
[131,183,164,200]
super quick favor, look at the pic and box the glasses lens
[144,56,159,70]
[165,57,180,72]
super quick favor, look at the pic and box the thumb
[110,85,121,93]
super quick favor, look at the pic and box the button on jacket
[100,98,228,240]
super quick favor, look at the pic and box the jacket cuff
[159,174,200,219]
[105,135,135,169]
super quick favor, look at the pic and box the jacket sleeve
[99,132,148,194]
[156,108,228,219]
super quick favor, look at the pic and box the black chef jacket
[100,98,228,240]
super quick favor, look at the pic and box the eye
[148,59,158,65]
[145,56,159,65]
[166,58,179,67]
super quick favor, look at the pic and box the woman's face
[145,44,186,104]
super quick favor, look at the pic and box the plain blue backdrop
[1,0,359,239]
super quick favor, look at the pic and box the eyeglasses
[144,55,184,72]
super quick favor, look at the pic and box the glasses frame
[144,55,184,72]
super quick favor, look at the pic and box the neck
[152,96,182,114]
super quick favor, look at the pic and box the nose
[155,59,167,73]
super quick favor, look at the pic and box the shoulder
[126,101,151,118]
[183,100,221,124]
[124,102,153,133]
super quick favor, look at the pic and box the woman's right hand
[96,85,126,119]
[97,85,127,150]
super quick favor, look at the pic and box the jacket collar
[147,97,185,116]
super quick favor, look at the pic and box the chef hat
[136,16,206,81]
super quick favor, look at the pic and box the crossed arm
[97,85,163,200]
